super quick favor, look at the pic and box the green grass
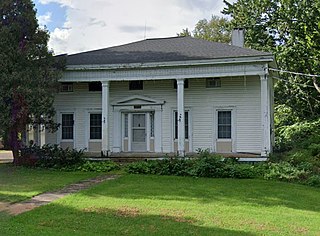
[0,164,99,203]
[1,174,319,235]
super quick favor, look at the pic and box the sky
[34,0,235,55]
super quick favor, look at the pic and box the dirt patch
[116,206,140,218]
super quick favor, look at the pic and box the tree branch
[313,76,320,94]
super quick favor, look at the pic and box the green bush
[20,144,85,169]
[126,152,258,179]
[263,162,310,182]
[306,175,320,187]
[75,161,120,172]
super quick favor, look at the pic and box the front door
[132,114,147,152]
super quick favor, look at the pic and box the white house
[30,33,275,158]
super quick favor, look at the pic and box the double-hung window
[62,114,74,140]
[174,111,189,140]
[90,114,102,139]
[217,111,232,139]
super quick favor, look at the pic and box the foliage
[75,161,120,173]
[222,0,320,120]
[178,15,231,43]
[126,151,258,179]
[20,144,85,169]
[275,118,320,151]
[263,162,309,182]
[0,0,64,159]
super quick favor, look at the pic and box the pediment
[112,95,165,106]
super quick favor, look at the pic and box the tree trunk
[9,129,20,164]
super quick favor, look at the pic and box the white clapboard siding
[49,76,262,154]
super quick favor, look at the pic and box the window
[174,111,189,139]
[150,112,154,138]
[90,114,102,139]
[62,114,74,139]
[89,82,102,91]
[129,81,143,90]
[218,111,231,139]
[206,78,221,88]
[60,83,73,92]
[124,114,128,138]
[174,79,189,89]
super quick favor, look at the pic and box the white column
[260,74,271,157]
[40,124,46,147]
[102,81,110,156]
[177,79,185,156]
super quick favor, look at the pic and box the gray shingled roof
[66,36,272,66]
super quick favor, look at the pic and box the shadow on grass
[83,174,320,213]
[0,204,256,236]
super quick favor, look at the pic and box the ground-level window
[90,114,102,139]
[217,111,231,139]
[62,114,74,139]
[174,111,189,139]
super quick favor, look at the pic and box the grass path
[1,174,319,235]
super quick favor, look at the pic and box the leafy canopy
[178,15,232,43]
[0,0,64,154]
[223,0,320,120]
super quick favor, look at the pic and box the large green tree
[223,0,320,120]
[0,0,63,160]
[178,15,232,43]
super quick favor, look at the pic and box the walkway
[0,174,119,215]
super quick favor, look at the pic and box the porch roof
[64,36,272,66]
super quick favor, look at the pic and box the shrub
[126,152,258,180]
[75,161,120,172]
[306,175,320,187]
[20,144,85,169]
[263,162,310,182]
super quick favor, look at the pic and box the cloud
[89,18,107,27]
[119,25,155,34]
[38,0,73,7]
[38,12,52,27]
[44,0,233,54]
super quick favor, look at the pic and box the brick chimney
[231,28,245,47]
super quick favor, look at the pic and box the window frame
[89,113,102,140]
[60,83,73,92]
[61,113,74,140]
[206,78,221,88]
[217,110,232,139]
[129,80,143,90]
[173,110,190,140]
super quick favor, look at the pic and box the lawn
[0,173,319,235]
[0,164,99,203]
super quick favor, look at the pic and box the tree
[0,0,64,161]
[178,15,232,43]
[222,0,320,120]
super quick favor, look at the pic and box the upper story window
[206,78,221,88]
[174,79,189,89]
[89,82,102,91]
[60,83,73,92]
[129,81,143,90]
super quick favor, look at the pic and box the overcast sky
[34,0,235,55]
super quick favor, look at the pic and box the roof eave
[65,55,274,71]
